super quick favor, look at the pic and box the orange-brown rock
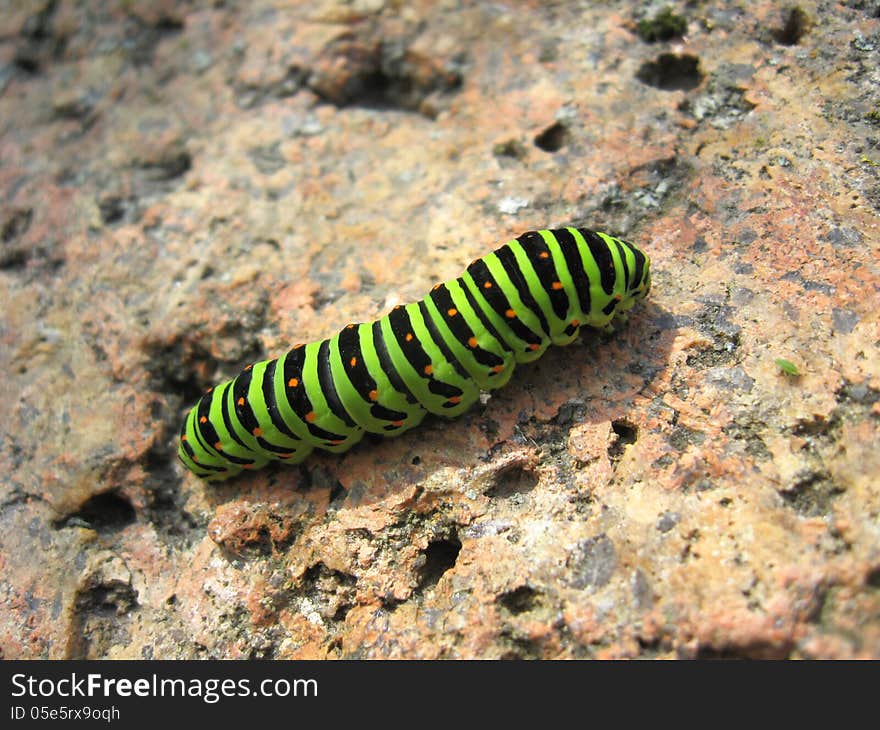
[0,0,877,659]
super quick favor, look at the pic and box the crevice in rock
[497,585,542,615]
[0,208,35,270]
[779,469,845,517]
[486,462,539,499]
[14,0,64,74]
[533,122,569,152]
[54,491,136,533]
[608,419,638,463]
[772,6,811,45]
[416,535,461,591]
[636,53,704,91]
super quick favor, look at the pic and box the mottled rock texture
[1,0,878,659]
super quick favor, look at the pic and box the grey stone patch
[705,366,755,393]
[821,226,862,249]
[567,534,617,590]
[657,511,680,533]
[832,308,859,334]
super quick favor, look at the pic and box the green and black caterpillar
[178,228,651,481]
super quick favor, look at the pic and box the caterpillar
[178,227,651,481]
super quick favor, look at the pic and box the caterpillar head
[616,241,652,315]
[629,251,651,302]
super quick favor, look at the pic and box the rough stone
[0,0,878,659]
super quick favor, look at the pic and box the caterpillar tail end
[176,442,241,482]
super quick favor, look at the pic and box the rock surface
[0,0,878,659]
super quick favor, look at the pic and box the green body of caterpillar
[178,228,651,481]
